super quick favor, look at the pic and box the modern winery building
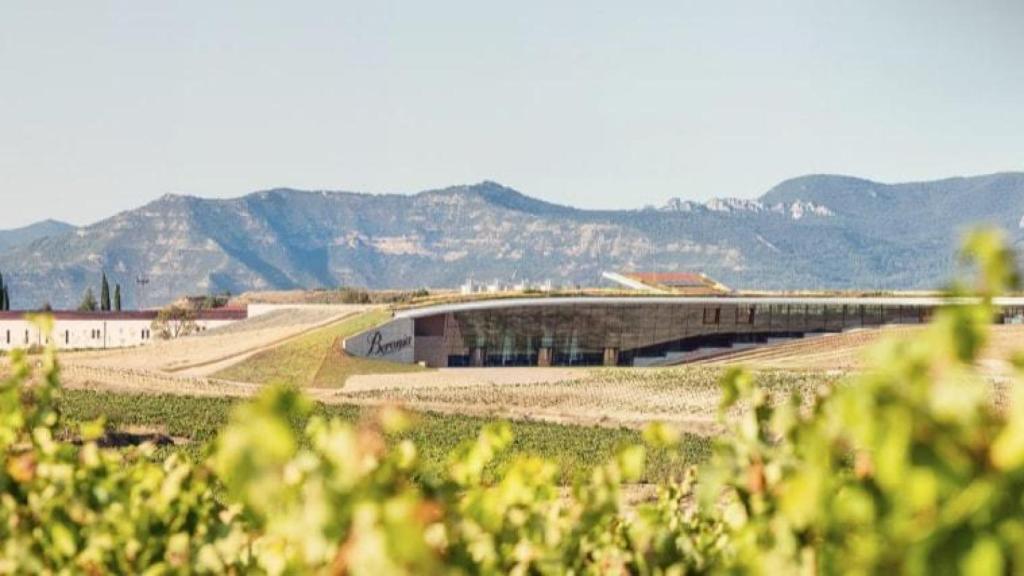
[344,296,1024,368]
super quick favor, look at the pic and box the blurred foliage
[57,388,706,485]
[701,228,1024,574]
[3,229,1024,573]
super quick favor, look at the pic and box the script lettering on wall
[343,317,415,364]
[366,331,412,357]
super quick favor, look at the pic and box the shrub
[336,287,372,304]
[151,305,199,339]
[700,229,1024,574]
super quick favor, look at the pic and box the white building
[460,278,556,295]
[0,309,247,352]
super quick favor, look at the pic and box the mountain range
[0,220,76,252]
[2,172,1023,309]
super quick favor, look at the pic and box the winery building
[0,309,247,351]
[345,296,1024,368]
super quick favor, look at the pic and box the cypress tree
[114,284,122,312]
[100,273,111,312]
[0,271,6,311]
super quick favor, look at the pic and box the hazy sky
[1,1,1022,228]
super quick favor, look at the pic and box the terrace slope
[697,324,1024,374]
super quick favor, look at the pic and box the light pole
[135,276,150,310]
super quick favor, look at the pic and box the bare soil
[63,305,370,376]
[51,323,1024,434]
[696,325,1024,375]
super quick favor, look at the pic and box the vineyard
[4,231,1024,573]
[57,388,710,484]
[338,367,833,433]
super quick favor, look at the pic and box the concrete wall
[343,317,415,364]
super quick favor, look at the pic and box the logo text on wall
[366,331,412,357]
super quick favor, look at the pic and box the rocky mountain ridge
[660,196,835,219]
[2,173,1023,308]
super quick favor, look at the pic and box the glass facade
[414,302,937,368]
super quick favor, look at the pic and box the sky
[1,0,1022,229]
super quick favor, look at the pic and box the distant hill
[1,174,1023,309]
[0,219,76,252]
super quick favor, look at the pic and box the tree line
[0,270,126,313]
[78,272,122,312]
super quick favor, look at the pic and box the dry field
[41,317,1024,436]
[324,324,1024,432]
[335,367,831,434]
[697,325,1024,375]
[57,361,828,435]
[696,326,920,371]
[63,305,369,376]
[56,305,371,396]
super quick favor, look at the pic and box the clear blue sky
[1,0,1022,228]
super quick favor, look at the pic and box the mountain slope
[762,173,1024,241]
[1,174,1022,308]
[0,220,76,252]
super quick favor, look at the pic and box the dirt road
[64,305,371,376]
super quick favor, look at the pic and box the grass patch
[58,389,711,484]
[213,309,424,387]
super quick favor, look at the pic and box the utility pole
[135,276,150,310]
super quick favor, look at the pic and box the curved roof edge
[394,295,1024,320]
